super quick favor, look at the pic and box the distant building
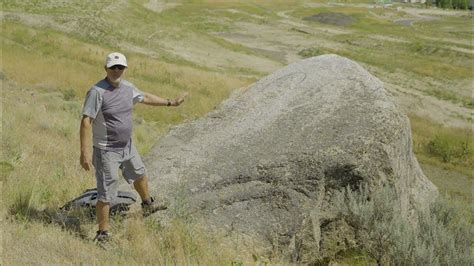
[395,0,426,3]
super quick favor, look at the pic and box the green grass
[418,14,474,40]
[293,7,473,83]
[301,36,472,81]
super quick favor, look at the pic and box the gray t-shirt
[82,79,144,150]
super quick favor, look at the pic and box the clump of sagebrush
[332,185,472,265]
[409,114,473,177]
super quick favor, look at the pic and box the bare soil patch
[394,17,436,26]
[212,20,346,65]
[303,12,356,26]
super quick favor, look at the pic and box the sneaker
[141,197,168,217]
[93,230,111,244]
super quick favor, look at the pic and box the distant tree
[455,0,469,9]
[436,0,452,8]
[436,0,469,8]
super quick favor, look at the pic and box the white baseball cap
[105,52,128,68]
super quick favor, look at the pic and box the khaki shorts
[92,141,146,203]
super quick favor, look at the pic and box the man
[80,52,187,242]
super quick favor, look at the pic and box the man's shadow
[8,195,90,239]
[7,188,136,240]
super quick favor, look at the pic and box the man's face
[105,65,126,84]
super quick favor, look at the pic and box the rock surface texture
[144,54,437,261]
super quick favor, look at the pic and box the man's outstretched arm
[80,116,93,171]
[142,92,188,107]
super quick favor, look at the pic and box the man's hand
[80,152,93,171]
[174,92,189,106]
[143,92,189,106]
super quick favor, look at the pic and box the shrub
[8,188,38,222]
[298,47,326,58]
[410,42,440,56]
[333,185,473,265]
[409,114,473,176]
[427,134,471,163]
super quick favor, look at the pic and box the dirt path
[394,17,436,26]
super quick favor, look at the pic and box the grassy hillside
[2,2,254,264]
[1,0,472,264]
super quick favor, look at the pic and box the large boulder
[144,54,437,260]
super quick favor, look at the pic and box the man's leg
[96,201,110,231]
[133,175,167,216]
[92,147,119,236]
[94,200,111,243]
[133,175,151,201]
[124,144,167,215]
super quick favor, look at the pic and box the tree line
[429,0,471,9]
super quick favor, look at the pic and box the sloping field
[2,1,473,125]
[1,0,472,264]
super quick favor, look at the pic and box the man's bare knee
[135,175,147,182]
[97,200,110,207]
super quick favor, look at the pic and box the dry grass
[2,217,243,265]
[1,17,252,266]
[1,20,251,155]
[1,21,251,126]
[1,61,248,266]
[2,22,106,91]
[2,84,93,210]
